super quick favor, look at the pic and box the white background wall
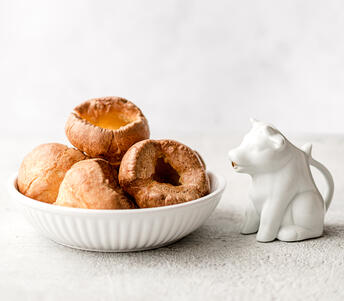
[1,0,344,139]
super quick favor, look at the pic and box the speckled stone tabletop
[1,133,343,301]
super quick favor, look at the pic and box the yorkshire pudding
[55,158,135,209]
[18,143,86,204]
[118,139,210,208]
[65,97,150,165]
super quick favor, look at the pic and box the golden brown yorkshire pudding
[65,97,150,165]
[55,158,135,209]
[118,139,210,208]
[194,150,206,170]
[18,143,86,204]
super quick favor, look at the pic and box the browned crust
[65,96,150,165]
[17,143,86,204]
[55,158,135,209]
[193,150,206,170]
[118,139,210,208]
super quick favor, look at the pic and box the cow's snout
[228,149,238,169]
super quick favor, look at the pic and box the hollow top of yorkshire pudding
[65,97,150,165]
[75,97,143,130]
[119,139,210,208]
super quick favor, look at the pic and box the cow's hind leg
[277,191,324,242]
[277,225,321,242]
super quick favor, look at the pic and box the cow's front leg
[256,198,290,242]
[241,200,260,234]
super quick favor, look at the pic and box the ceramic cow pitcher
[228,119,334,242]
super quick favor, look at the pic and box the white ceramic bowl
[9,171,225,252]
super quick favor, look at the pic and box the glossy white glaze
[228,119,334,242]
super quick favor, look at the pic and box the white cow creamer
[228,119,334,242]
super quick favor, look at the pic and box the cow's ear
[270,134,285,150]
[265,126,285,150]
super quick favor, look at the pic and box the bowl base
[50,237,184,253]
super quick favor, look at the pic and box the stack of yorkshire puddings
[17,97,210,209]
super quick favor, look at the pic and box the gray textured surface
[1,133,344,301]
